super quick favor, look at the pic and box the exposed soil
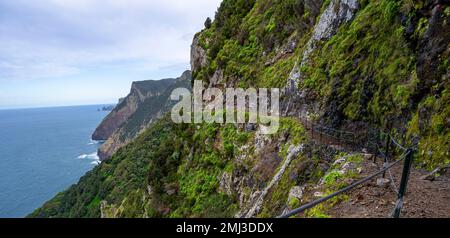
[328,159,450,218]
[300,118,450,218]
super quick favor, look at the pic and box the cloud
[0,0,222,81]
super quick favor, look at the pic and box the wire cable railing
[278,155,406,218]
[278,117,417,218]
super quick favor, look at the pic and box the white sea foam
[77,152,101,165]
[88,139,104,145]
[78,154,89,159]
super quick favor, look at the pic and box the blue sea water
[0,105,109,218]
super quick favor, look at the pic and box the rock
[343,178,355,185]
[314,192,325,198]
[209,69,224,87]
[288,186,305,203]
[376,178,391,188]
[420,175,435,181]
[357,167,363,174]
[245,123,257,132]
[420,168,441,181]
[284,0,360,103]
[191,34,208,72]
[416,1,450,108]
[311,0,359,42]
[304,0,323,16]
[254,133,270,154]
[147,185,153,196]
[94,71,192,160]
[266,33,299,66]
[364,153,374,160]
[342,162,355,171]
[164,183,178,196]
[219,172,234,196]
[333,158,347,166]
[241,144,304,218]
[100,201,107,219]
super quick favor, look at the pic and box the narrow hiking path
[297,117,450,218]
[328,158,450,218]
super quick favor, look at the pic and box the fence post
[392,149,414,218]
[365,129,369,150]
[383,134,391,178]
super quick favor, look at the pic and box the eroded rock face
[311,0,359,42]
[191,34,208,73]
[94,71,192,160]
[240,144,304,218]
[219,172,234,196]
[304,0,323,16]
[92,95,139,141]
[286,0,359,89]
[209,69,224,87]
[416,2,450,99]
[283,0,360,119]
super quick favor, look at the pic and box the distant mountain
[93,70,192,160]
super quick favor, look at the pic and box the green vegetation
[301,0,449,168]
[304,154,363,218]
[32,0,449,218]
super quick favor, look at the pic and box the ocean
[0,105,109,218]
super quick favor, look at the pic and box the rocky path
[298,118,450,218]
[328,158,450,218]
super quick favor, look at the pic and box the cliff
[92,78,175,141]
[30,0,449,218]
[94,70,192,160]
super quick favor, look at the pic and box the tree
[204,17,212,29]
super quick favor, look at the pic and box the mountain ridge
[93,70,192,160]
[29,0,449,218]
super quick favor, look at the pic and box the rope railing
[277,117,417,219]
[278,155,406,218]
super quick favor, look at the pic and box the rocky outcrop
[92,77,177,141]
[92,95,139,141]
[415,1,450,100]
[94,70,192,160]
[31,0,450,219]
[191,34,208,72]
[240,144,304,218]
[286,0,359,96]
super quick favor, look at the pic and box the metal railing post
[392,149,414,218]
[383,134,391,178]
[365,129,369,151]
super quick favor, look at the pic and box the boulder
[376,178,391,188]
[288,186,305,202]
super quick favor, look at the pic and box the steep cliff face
[94,71,192,160]
[31,0,449,218]
[92,78,176,141]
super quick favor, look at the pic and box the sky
[0,0,222,109]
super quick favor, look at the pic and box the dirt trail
[327,158,450,218]
[300,118,450,218]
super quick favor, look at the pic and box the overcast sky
[0,0,222,109]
